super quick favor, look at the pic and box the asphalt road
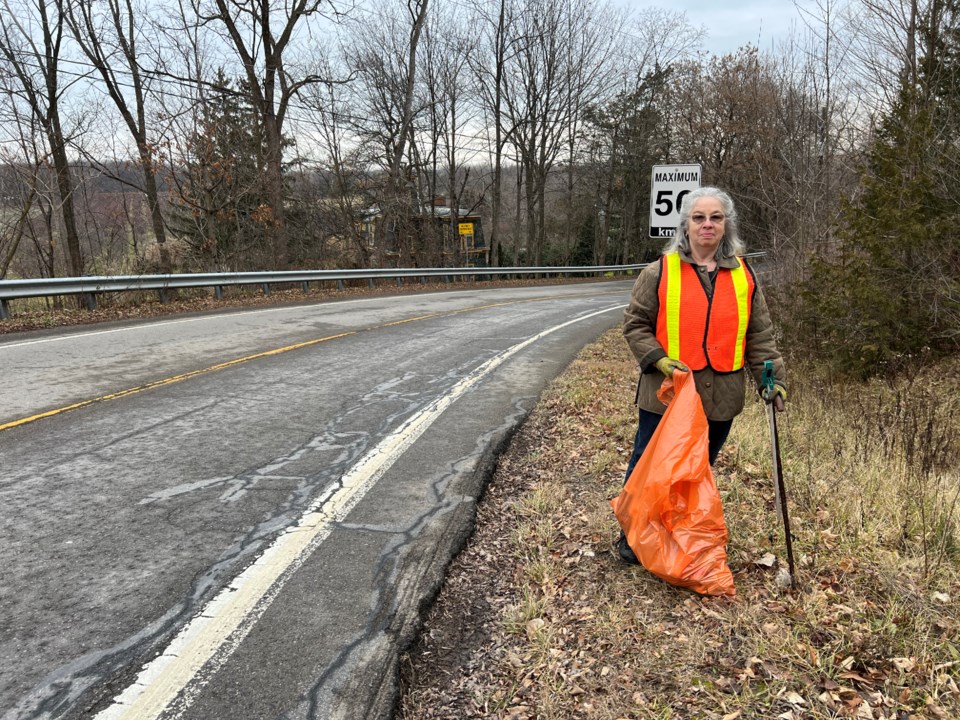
[0,281,631,720]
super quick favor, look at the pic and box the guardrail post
[396,277,402,287]
[420,276,426,284]
[301,281,309,292]
[214,286,223,300]
[83,292,97,311]
[367,278,374,289]
[262,283,271,296]
[0,299,9,320]
[158,288,168,304]
[337,279,345,291]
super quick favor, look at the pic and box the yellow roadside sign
[458,223,474,235]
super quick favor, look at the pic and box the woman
[618,186,786,564]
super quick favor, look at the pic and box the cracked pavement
[0,283,628,719]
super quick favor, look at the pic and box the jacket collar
[678,249,741,269]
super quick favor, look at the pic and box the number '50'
[654,189,691,216]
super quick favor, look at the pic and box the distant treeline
[1,0,957,376]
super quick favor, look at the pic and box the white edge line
[94,303,623,720]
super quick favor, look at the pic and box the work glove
[655,357,688,378]
[762,383,787,412]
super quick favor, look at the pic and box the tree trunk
[67,0,170,272]
[139,145,170,272]
[47,115,83,277]
[264,113,287,267]
[490,0,506,268]
[525,159,537,265]
[385,0,428,261]
[513,162,522,265]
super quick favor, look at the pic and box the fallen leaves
[396,330,960,720]
[755,552,778,568]
[890,656,917,672]
[782,690,807,706]
[524,618,546,638]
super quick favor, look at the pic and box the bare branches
[65,0,172,265]
[0,0,85,277]
[0,0,954,312]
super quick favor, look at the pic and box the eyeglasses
[690,213,725,224]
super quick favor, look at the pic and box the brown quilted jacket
[623,251,786,421]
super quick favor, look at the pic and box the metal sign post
[649,164,702,239]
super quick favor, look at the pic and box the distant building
[357,196,486,267]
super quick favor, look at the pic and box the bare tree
[419,3,479,266]
[850,0,921,112]
[386,0,428,264]
[752,0,862,282]
[555,0,623,265]
[665,48,790,249]
[300,52,376,268]
[555,2,702,266]
[582,64,673,265]
[500,0,619,265]
[65,0,172,271]
[0,97,64,288]
[199,0,342,267]
[0,141,39,279]
[0,0,85,278]
[468,0,518,268]
[345,0,428,265]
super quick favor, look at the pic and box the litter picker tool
[762,360,796,587]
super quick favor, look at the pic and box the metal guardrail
[0,264,645,320]
[0,253,767,321]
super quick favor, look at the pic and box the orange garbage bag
[610,370,735,596]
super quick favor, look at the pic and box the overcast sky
[635,0,807,56]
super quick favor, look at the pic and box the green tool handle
[761,359,775,392]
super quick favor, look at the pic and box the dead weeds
[397,330,960,720]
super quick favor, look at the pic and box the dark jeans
[623,409,733,483]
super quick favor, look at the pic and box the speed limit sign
[649,164,702,238]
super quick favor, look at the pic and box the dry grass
[398,330,960,720]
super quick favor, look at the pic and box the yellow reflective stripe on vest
[730,257,749,371]
[664,252,682,359]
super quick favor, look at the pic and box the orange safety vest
[655,253,755,372]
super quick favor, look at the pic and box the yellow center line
[92,303,626,720]
[1,331,357,432]
[2,289,626,433]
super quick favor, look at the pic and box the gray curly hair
[662,186,745,259]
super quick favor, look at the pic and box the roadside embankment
[397,329,960,720]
